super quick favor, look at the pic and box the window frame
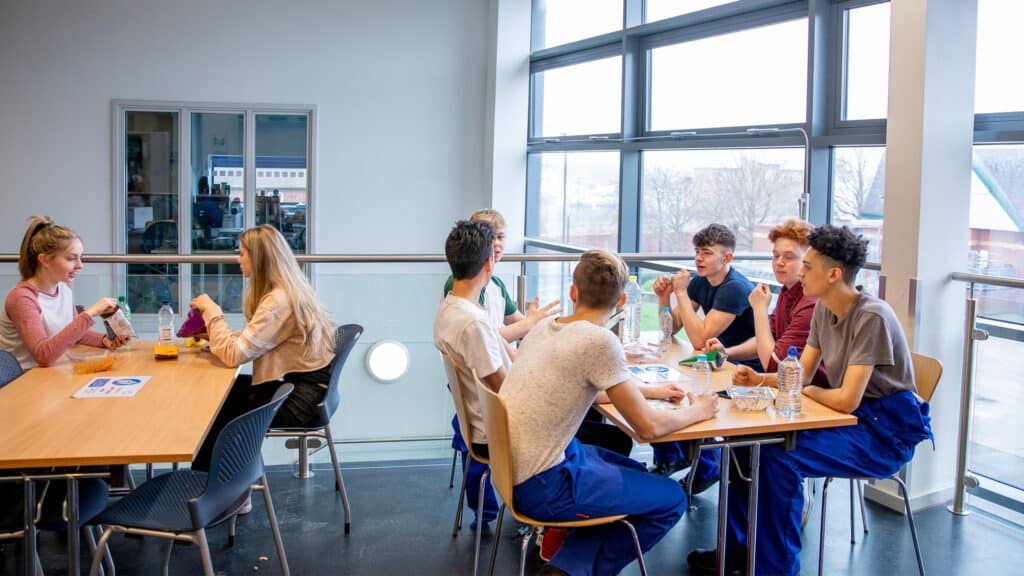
[112,100,317,310]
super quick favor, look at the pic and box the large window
[830,146,885,262]
[975,0,1024,114]
[117,103,314,315]
[843,2,890,121]
[645,0,737,23]
[641,148,804,252]
[533,56,623,137]
[535,151,620,250]
[534,0,622,49]
[648,18,808,131]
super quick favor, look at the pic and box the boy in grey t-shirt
[504,250,718,576]
[689,226,933,576]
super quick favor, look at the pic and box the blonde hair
[18,216,80,280]
[768,219,814,247]
[573,250,628,309]
[470,209,506,231]
[240,225,335,361]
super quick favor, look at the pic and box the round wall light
[365,340,410,382]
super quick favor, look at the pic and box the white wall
[0,0,490,254]
[0,0,520,464]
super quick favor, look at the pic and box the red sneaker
[539,527,570,562]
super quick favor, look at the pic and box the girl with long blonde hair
[190,225,336,471]
[0,216,127,369]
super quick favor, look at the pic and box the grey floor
[4,458,1023,575]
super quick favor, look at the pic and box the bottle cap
[662,306,670,312]
[628,275,637,282]
[788,346,799,357]
[162,300,171,306]
[697,354,707,361]
[118,296,126,303]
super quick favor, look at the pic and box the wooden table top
[596,336,857,443]
[0,342,239,469]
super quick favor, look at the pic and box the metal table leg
[746,443,761,576]
[23,478,35,576]
[67,476,80,575]
[716,445,731,576]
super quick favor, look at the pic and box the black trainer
[681,469,720,495]
[648,459,689,477]
[686,548,746,575]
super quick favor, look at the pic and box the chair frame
[266,323,363,535]
[88,385,294,576]
[442,353,491,576]
[816,352,941,576]
[473,371,647,576]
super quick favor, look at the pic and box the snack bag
[176,307,207,338]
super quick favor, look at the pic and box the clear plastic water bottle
[692,354,712,394]
[658,306,674,355]
[621,275,642,345]
[118,296,132,350]
[158,300,175,342]
[776,346,803,417]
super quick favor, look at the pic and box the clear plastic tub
[66,348,114,374]
[727,385,775,411]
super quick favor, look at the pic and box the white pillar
[483,0,531,253]
[867,0,978,511]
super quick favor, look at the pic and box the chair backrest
[320,324,364,422]
[0,350,23,389]
[442,353,485,462]
[189,383,293,528]
[142,219,178,253]
[473,370,515,509]
[911,353,942,403]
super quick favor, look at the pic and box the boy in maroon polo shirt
[706,219,828,387]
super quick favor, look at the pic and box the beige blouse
[201,289,333,385]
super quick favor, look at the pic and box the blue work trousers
[725,391,933,576]
[513,439,686,576]
[451,415,499,524]
[651,441,721,483]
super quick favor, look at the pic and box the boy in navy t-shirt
[650,224,756,487]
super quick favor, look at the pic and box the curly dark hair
[445,220,495,280]
[692,223,736,251]
[807,225,868,284]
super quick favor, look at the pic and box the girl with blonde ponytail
[0,216,128,369]
[189,225,336,471]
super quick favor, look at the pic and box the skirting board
[863,479,954,513]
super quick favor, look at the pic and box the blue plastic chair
[266,323,362,534]
[88,384,294,576]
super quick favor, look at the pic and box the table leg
[746,443,761,576]
[67,477,80,576]
[23,478,35,576]
[716,445,731,576]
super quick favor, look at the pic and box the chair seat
[509,509,628,529]
[93,471,219,533]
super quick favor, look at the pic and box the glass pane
[535,151,620,249]
[255,114,309,252]
[971,330,1024,491]
[975,0,1024,114]
[535,0,622,49]
[649,18,807,131]
[645,0,737,23]
[125,111,179,313]
[830,146,885,262]
[640,148,804,252]
[844,2,890,121]
[191,112,244,254]
[535,56,622,137]
[970,145,1024,295]
[191,112,244,313]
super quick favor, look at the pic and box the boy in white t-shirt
[434,219,514,529]
[502,250,719,576]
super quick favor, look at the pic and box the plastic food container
[727,385,775,411]
[66,349,114,374]
[153,342,179,359]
